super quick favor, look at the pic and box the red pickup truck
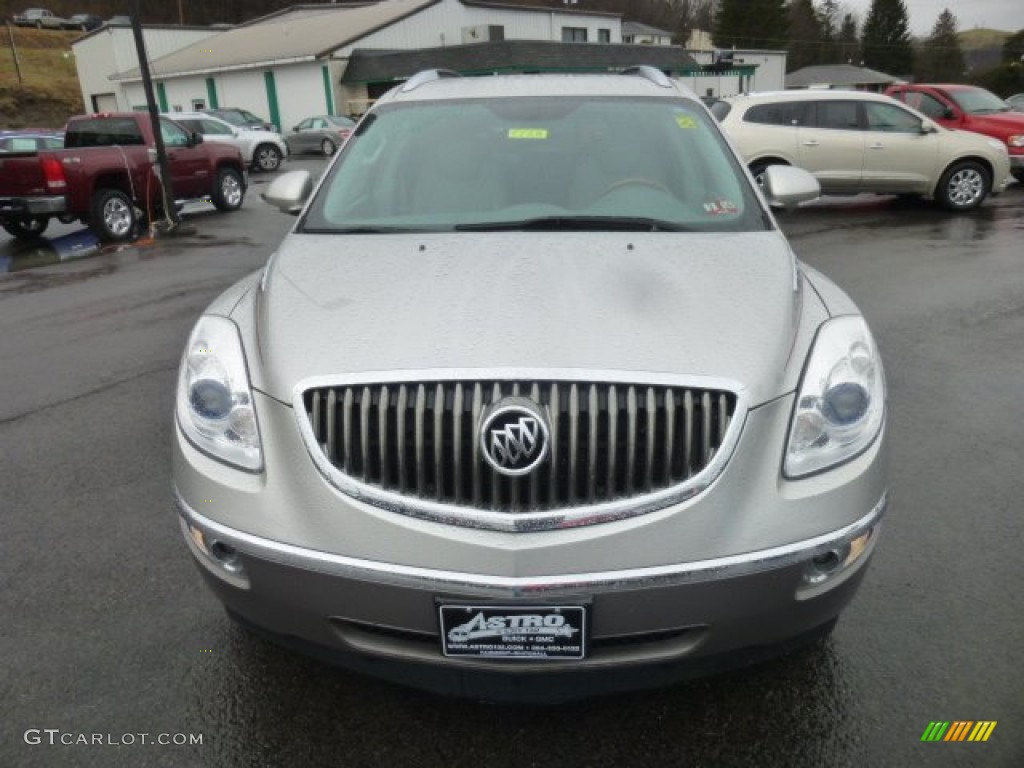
[0,112,247,241]
[885,84,1024,183]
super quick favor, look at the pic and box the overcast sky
[840,0,1023,36]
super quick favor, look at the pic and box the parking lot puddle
[0,230,101,274]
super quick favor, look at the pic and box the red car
[886,84,1024,183]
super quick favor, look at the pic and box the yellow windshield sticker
[508,128,549,139]
[675,115,698,129]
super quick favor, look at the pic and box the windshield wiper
[455,216,693,232]
[302,225,435,234]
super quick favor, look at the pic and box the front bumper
[175,487,885,699]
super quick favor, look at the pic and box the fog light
[209,540,243,573]
[180,518,250,589]
[805,547,847,585]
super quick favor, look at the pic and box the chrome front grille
[301,377,738,515]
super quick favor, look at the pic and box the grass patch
[0,26,84,128]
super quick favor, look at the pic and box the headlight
[784,316,885,478]
[1006,135,1024,148]
[176,315,263,471]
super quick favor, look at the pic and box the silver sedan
[283,115,356,156]
[174,69,888,701]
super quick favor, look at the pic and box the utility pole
[130,0,181,231]
[6,22,23,85]
[178,0,184,25]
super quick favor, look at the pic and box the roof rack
[400,69,462,93]
[621,65,673,88]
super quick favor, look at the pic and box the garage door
[92,93,118,112]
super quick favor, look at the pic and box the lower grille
[301,377,737,515]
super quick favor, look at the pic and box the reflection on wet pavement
[0,229,101,274]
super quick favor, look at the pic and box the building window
[561,27,587,43]
[598,29,610,43]
[192,99,206,111]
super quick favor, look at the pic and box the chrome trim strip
[175,490,886,597]
[290,368,750,533]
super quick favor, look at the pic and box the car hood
[252,231,802,406]
[964,111,1024,131]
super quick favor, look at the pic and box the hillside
[957,28,1011,50]
[957,28,1011,72]
[0,26,83,128]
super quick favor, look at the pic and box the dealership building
[72,0,783,131]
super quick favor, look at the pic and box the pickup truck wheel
[3,217,49,240]
[254,144,282,172]
[936,161,990,211]
[321,138,336,156]
[91,188,137,241]
[212,168,245,211]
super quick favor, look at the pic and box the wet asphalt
[1,158,1021,768]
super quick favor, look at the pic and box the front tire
[936,161,990,211]
[2,217,49,240]
[90,188,137,242]
[321,138,336,156]
[212,168,245,212]
[253,144,282,172]
[1012,169,1024,185]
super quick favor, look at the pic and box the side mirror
[919,120,938,134]
[942,107,956,120]
[760,165,820,209]
[262,170,312,215]
[188,132,204,146]
[292,125,300,132]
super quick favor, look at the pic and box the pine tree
[916,9,965,82]
[788,0,825,71]
[861,0,914,75]
[713,0,789,50]
[837,13,860,64]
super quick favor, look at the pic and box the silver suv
[173,68,888,700]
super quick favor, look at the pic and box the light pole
[130,0,180,231]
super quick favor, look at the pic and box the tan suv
[715,90,1012,211]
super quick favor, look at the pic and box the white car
[13,8,66,28]
[714,90,1012,211]
[168,112,288,173]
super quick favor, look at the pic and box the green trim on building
[321,65,335,114]
[264,71,280,132]
[205,77,219,109]
[156,82,168,112]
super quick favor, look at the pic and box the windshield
[215,111,246,127]
[302,96,767,234]
[947,87,1011,115]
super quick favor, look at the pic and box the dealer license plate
[439,604,587,660]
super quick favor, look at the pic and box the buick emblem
[480,397,550,477]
